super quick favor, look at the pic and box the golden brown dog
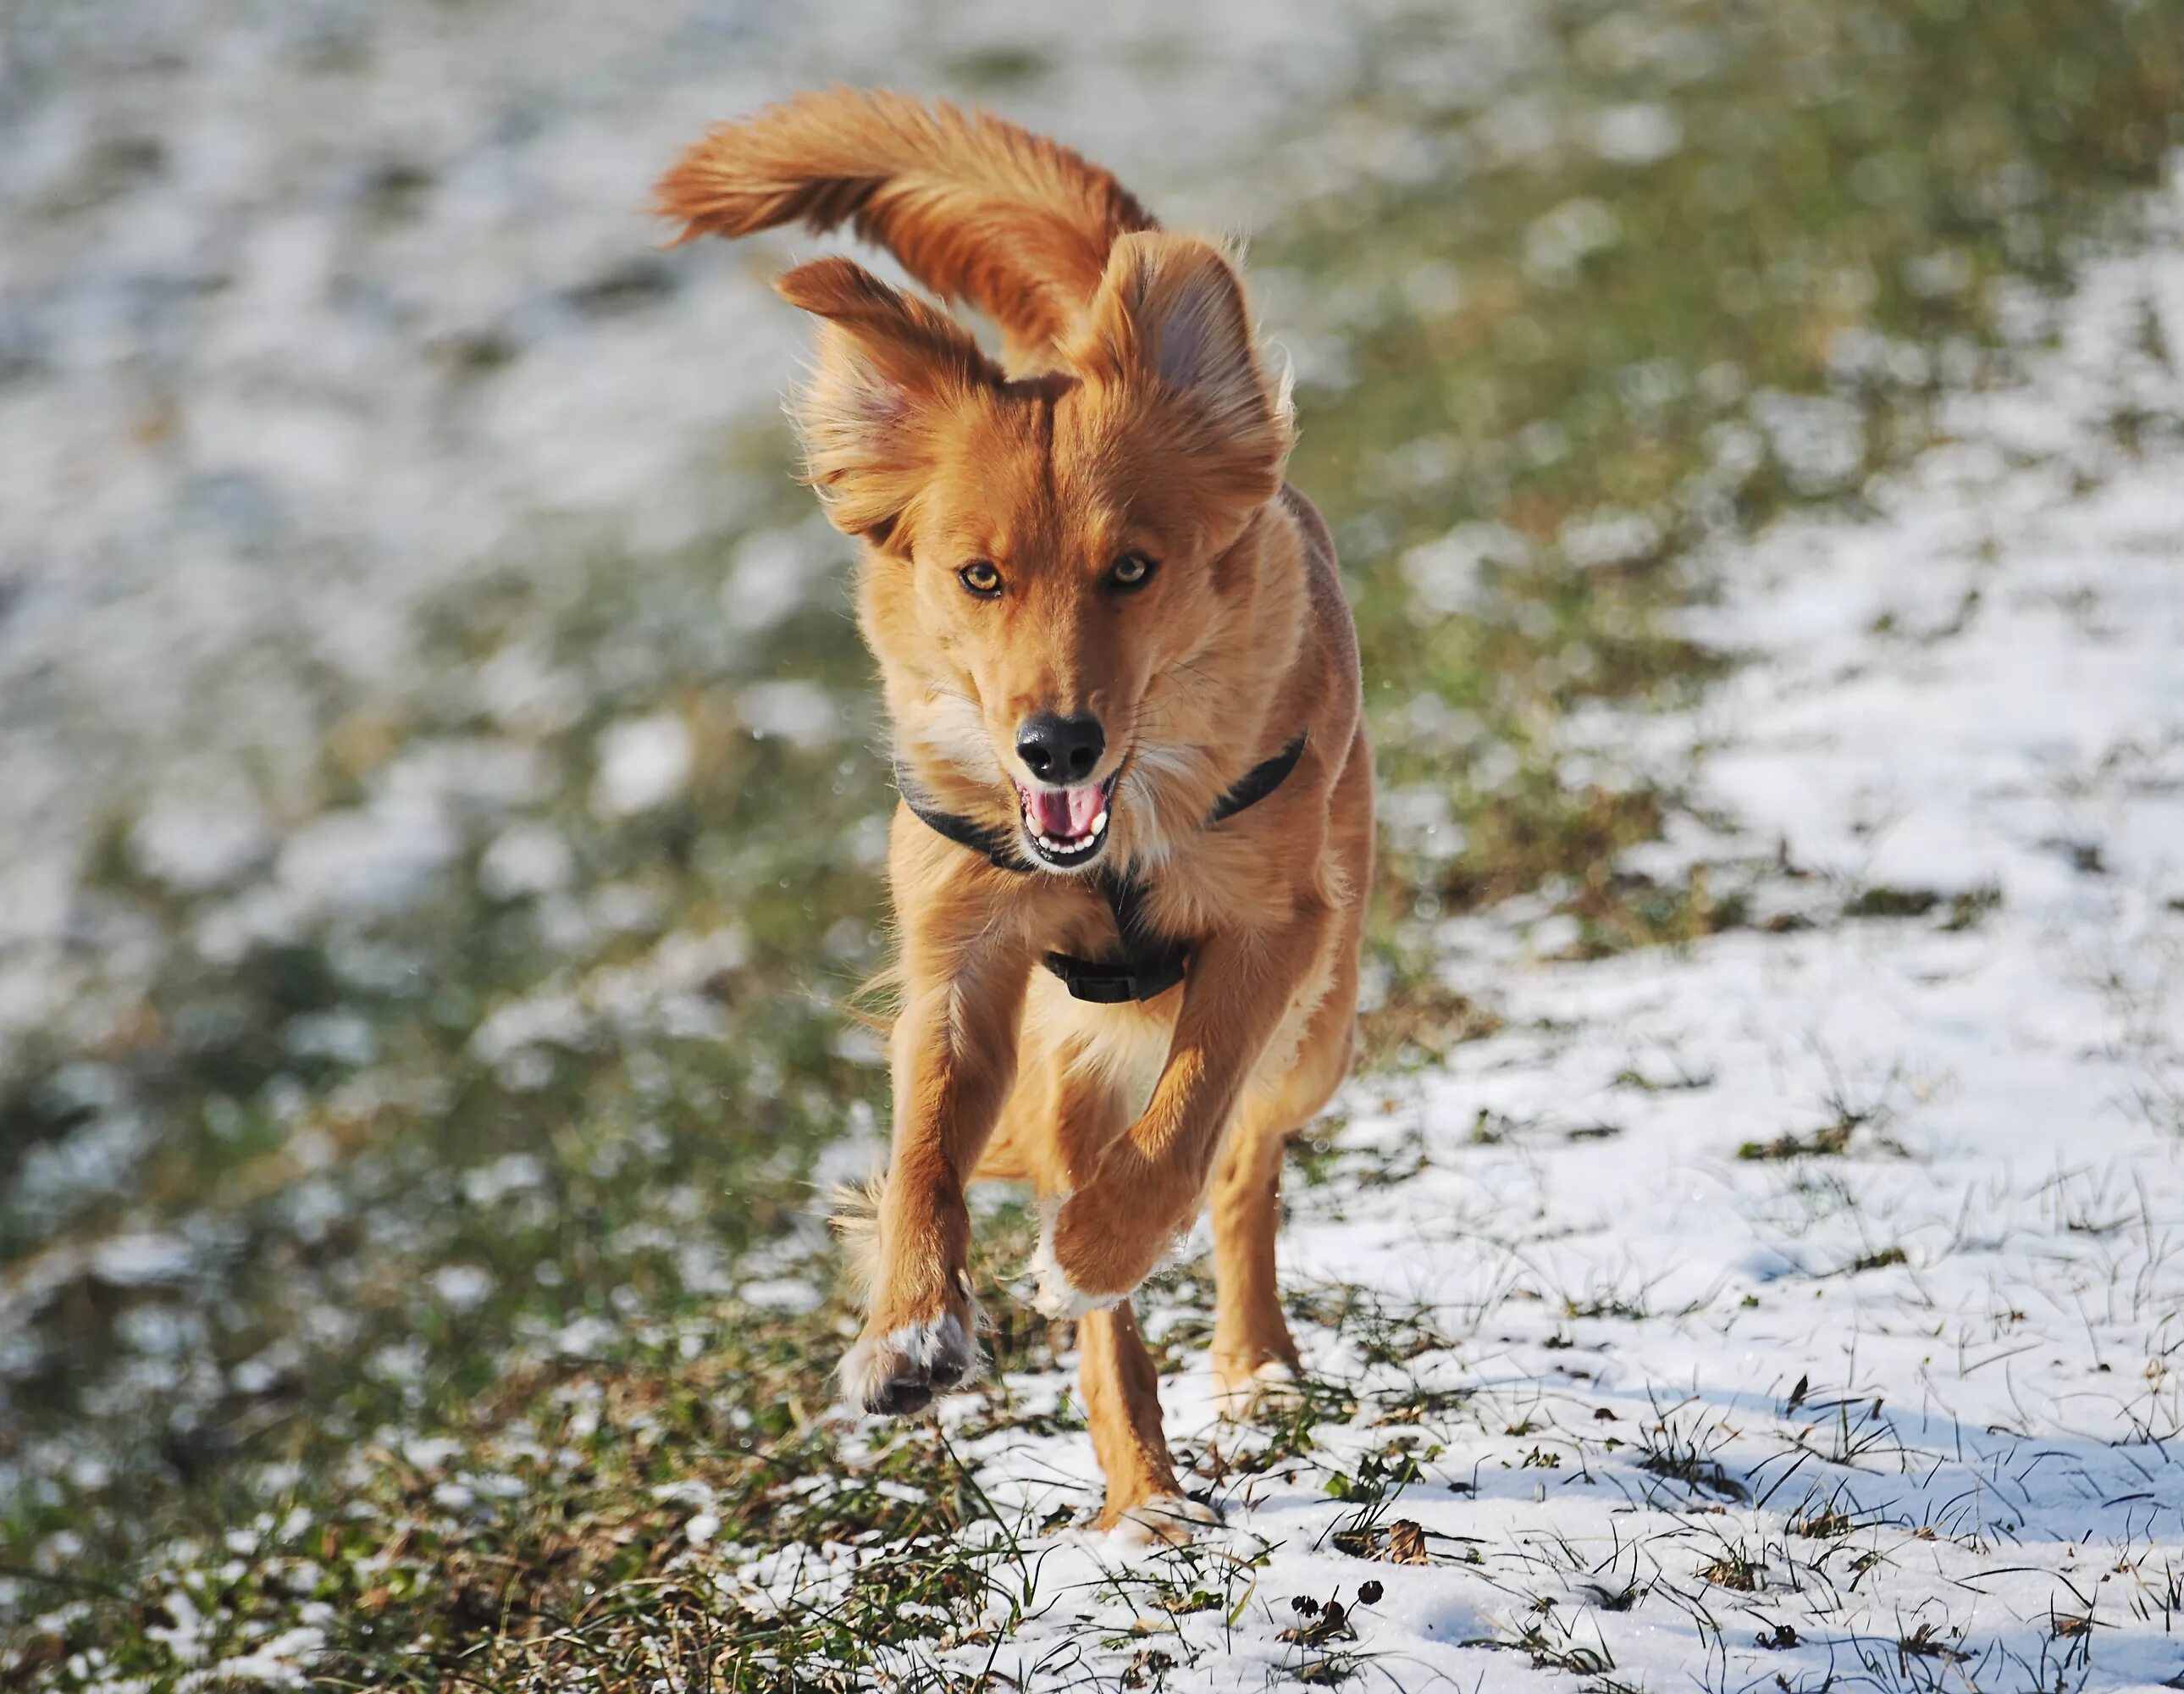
[657,88,1371,1539]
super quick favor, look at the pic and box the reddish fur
[660,91,1371,1533]
[655,86,1156,363]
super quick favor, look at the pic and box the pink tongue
[1026,783,1103,838]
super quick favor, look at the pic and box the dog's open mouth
[1015,773,1116,869]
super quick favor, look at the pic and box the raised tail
[654,86,1157,361]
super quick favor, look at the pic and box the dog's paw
[838,1308,980,1416]
[1106,1494,1221,1547]
[1214,1357,1304,1420]
[1031,1202,1122,1320]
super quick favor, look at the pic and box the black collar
[895,732,1308,1003]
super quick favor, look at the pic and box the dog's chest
[1020,968,1175,1114]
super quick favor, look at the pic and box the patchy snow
[127,776,274,894]
[1589,102,1684,167]
[799,180,2184,1690]
[0,0,1461,1064]
[7,6,2182,1682]
[738,678,844,750]
[170,1629,324,1691]
[86,1233,196,1289]
[477,820,578,901]
[589,710,694,818]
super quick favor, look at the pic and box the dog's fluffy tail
[655,86,1157,360]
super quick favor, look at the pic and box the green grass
[5,1,2182,1687]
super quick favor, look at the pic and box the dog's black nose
[1016,713,1105,783]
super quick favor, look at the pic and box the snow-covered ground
[8,6,2181,1685]
[835,180,2184,1691]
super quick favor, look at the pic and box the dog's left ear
[1071,231,1294,499]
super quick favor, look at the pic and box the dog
[657,88,1371,1538]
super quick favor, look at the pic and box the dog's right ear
[775,257,1003,546]
[1070,232,1293,512]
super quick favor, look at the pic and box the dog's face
[778,235,1292,871]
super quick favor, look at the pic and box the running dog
[657,88,1371,1538]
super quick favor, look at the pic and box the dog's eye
[1109,551,1157,591]
[958,561,1004,599]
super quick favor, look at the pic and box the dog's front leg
[841,888,1031,1415]
[1035,899,1329,1315]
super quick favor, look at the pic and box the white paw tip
[838,1309,981,1413]
[1109,1494,1222,1547]
[1216,1357,1303,1415]
[1030,1209,1120,1320]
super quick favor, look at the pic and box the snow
[1558,506,1663,569]
[1522,197,1623,285]
[1590,102,1684,168]
[86,1233,196,1288]
[7,4,2182,1679]
[589,711,694,818]
[427,1265,495,1313]
[721,526,824,633]
[738,679,844,749]
[170,1627,324,1690]
[0,0,1469,1087]
[127,778,273,894]
[477,821,578,901]
[810,176,2184,1691]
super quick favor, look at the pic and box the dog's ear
[1072,232,1293,497]
[775,257,1003,545]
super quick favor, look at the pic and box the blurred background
[3,0,2179,1686]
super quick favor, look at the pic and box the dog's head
[771,233,1294,871]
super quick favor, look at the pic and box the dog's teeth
[1026,809,1115,860]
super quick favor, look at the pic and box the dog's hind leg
[1079,1301,1214,1542]
[1205,1093,1302,1407]
[1209,945,1359,1413]
[1208,1095,1304,1410]
[1212,726,1371,1413]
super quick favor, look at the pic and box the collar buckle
[1043,944,1188,1005]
